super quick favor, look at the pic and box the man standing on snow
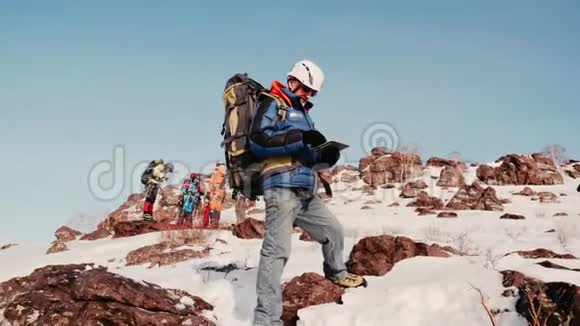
[249,59,367,325]
[141,159,174,221]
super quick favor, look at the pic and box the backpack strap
[259,92,288,125]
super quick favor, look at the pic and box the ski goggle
[299,83,317,97]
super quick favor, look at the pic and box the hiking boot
[334,273,367,288]
[142,213,154,221]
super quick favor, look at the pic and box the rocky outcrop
[564,163,580,179]
[426,157,468,171]
[46,241,68,254]
[126,242,211,268]
[113,220,180,238]
[437,211,458,218]
[80,228,111,240]
[446,182,504,211]
[399,180,428,198]
[506,248,577,259]
[54,226,82,242]
[46,226,83,254]
[436,165,466,188]
[359,149,423,187]
[500,213,526,220]
[513,186,536,196]
[0,264,215,325]
[501,270,579,326]
[406,191,444,210]
[232,218,265,239]
[346,235,458,276]
[282,273,344,325]
[477,154,563,185]
[97,193,145,233]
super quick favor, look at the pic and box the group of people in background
[139,160,228,228]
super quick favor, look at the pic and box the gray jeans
[253,187,347,326]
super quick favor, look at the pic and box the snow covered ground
[1,166,579,326]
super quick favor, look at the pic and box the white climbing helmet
[287,59,325,92]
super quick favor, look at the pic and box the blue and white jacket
[249,81,327,192]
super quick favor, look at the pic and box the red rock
[506,248,577,259]
[436,165,466,188]
[538,191,558,203]
[97,193,145,233]
[360,205,373,210]
[499,213,526,220]
[346,235,458,276]
[112,220,179,238]
[54,226,82,242]
[360,151,423,187]
[388,202,400,207]
[80,228,111,240]
[437,212,458,218]
[514,186,536,196]
[500,270,579,325]
[0,264,215,325]
[446,182,504,211]
[400,180,428,198]
[416,207,437,215]
[46,241,68,254]
[426,157,468,171]
[126,242,210,268]
[477,154,563,185]
[282,273,344,325]
[232,218,265,239]
[407,191,444,210]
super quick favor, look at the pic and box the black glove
[314,146,340,170]
[302,130,326,147]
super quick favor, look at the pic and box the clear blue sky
[1,1,579,241]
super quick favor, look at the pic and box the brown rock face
[436,166,466,188]
[232,218,265,239]
[359,149,423,187]
[46,241,68,254]
[126,242,210,268]
[346,235,458,276]
[477,154,563,185]
[113,220,180,238]
[0,264,215,326]
[500,213,526,220]
[437,212,458,218]
[281,273,344,325]
[565,163,580,179]
[446,182,504,211]
[537,191,558,203]
[501,270,579,326]
[80,228,111,240]
[54,226,83,242]
[426,157,468,171]
[98,193,145,233]
[506,248,577,259]
[400,180,428,198]
[407,191,444,210]
[513,186,536,196]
